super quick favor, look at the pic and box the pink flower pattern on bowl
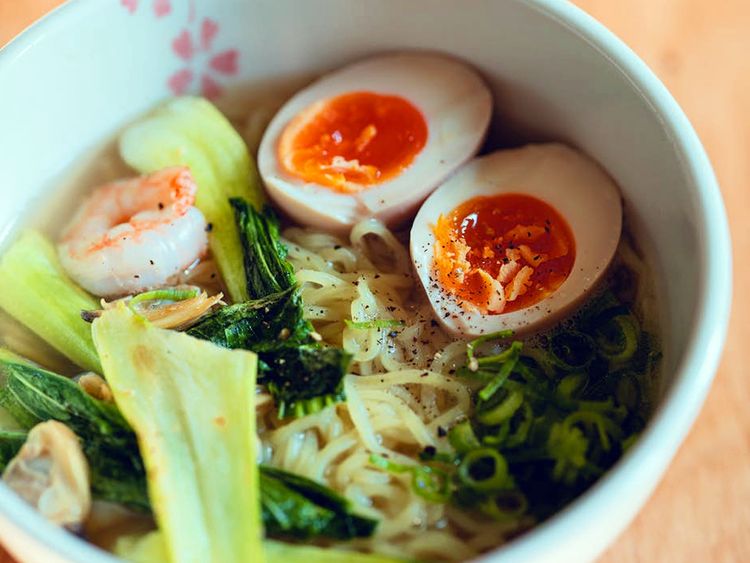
[168,18,239,100]
[120,0,172,18]
[120,0,239,100]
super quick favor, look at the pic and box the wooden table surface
[2,1,749,562]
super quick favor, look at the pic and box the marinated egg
[411,143,623,337]
[258,53,492,232]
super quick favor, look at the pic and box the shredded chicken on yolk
[278,92,428,192]
[432,193,575,314]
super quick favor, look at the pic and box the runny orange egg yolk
[432,193,576,315]
[278,91,428,193]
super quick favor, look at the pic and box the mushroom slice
[3,420,91,529]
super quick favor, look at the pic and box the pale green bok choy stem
[0,230,101,373]
[92,305,263,563]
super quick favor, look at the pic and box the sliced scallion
[564,410,624,452]
[594,314,639,364]
[466,330,514,366]
[128,287,200,310]
[477,389,524,426]
[477,342,523,402]
[556,373,587,400]
[448,421,481,455]
[549,331,595,371]
[369,454,451,503]
[479,490,528,522]
[457,448,513,492]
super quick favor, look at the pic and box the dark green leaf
[262,346,351,418]
[260,466,377,540]
[0,430,26,472]
[230,198,296,300]
[0,358,149,510]
[187,287,313,350]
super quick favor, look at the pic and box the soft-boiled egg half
[258,52,492,232]
[411,143,623,337]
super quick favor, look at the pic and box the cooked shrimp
[58,167,208,297]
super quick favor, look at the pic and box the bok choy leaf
[0,231,101,373]
[0,348,374,543]
[261,346,350,418]
[186,287,311,350]
[0,349,148,509]
[230,198,296,299]
[187,198,353,418]
[92,305,263,563]
[260,465,377,540]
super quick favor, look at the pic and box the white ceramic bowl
[0,1,731,562]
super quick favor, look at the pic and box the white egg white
[411,143,623,337]
[258,52,492,232]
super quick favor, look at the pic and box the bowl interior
[0,1,730,562]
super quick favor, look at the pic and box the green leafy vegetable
[0,230,101,372]
[187,198,352,418]
[261,466,377,540]
[466,329,513,366]
[119,96,264,303]
[477,341,523,402]
[0,350,148,509]
[548,331,596,371]
[476,388,524,426]
[187,288,310,351]
[0,348,369,541]
[546,421,590,485]
[262,346,351,418]
[0,430,26,472]
[93,305,263,563]
[230,197,296,299]
[187,288,352,418]
[445,290,658,522]
[362,294,656,526]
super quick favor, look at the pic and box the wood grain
[572,1,750,562]
[1,1,748,562]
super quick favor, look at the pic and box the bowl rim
[482,1,732,560]
[0,0,732,562]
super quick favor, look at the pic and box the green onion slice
[479,489,529,522]
[128,287,200,309]
[556,373,587,400]
[549,331,595,371]
[519,346,558,378]
[477,342,523,401]
[466,330,514,366]
[457,448,513,492]
[564,410,623,451]
[594,314,639,363]
[369,454,451,503]
[477,389,524,426]
[448,420,481,455]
